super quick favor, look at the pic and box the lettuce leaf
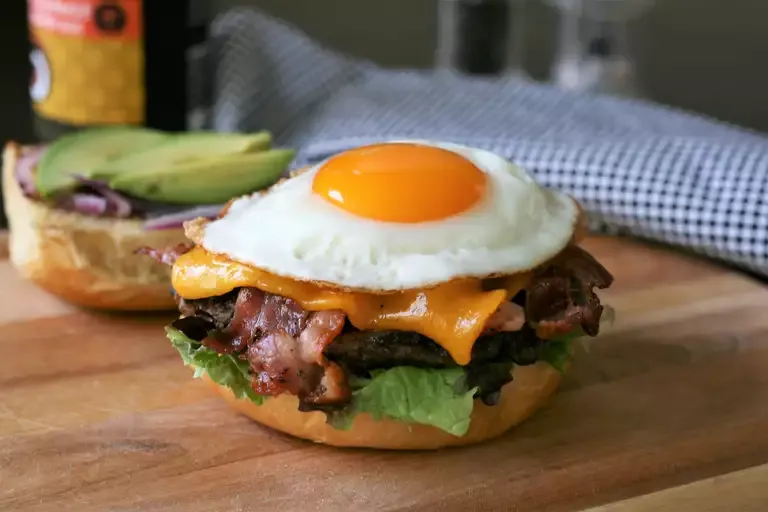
[166,327,265,404]
[331,337,581,436]
[165,310,617,436]
[542,303,616,372]
[166,327,478,436]
[330,367,478,437]
[541,340,573,373]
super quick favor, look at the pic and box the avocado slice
[109,148,296,204]
[35,127,169,196]
[90,131,273,180]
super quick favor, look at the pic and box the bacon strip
[526,245,614,339]
[135,243,193,266]
[249,310,348,404]
[484,301,526,334]
[160,241,611,405]
[200,288,349,405]
[298,310,349,404]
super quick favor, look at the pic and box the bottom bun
[204,361,563,450]
[2,142,187,311]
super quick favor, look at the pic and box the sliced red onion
[143,204,224,231]
[15,158,223,226]
[15,145,47,198]
[67,193,108,216]
[71,174,132,218]
[119,195,184,216]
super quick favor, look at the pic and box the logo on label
[93,2,127,34]
[29,43,52,103]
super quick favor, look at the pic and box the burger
[142,141,614,449]
[2,127,294,311]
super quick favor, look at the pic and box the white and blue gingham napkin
[203,8,768,279]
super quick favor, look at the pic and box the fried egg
[197,140,579,291]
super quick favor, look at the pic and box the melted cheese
[172,247,530,365]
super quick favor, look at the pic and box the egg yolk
[311,143,488,223]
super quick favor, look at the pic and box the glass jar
[547,0,654,97]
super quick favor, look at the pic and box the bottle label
[28,0,144,126]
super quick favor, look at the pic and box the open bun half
[2,142,187,311]
[204,361,562,450]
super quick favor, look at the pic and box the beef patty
[162,244,613,409]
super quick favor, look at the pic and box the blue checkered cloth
[203,8,768,279]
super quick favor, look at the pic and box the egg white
[200,140,579,291]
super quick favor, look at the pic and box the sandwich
[142,140,614,449]
[2,127,294,311]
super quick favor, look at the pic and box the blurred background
[2,0,767,147]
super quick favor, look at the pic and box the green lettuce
[330,367,479,436]
[165,321,595,437]
[166,327,265,404]
[330,337,574,436]
[541,303,616,371]
[541,339,574,373]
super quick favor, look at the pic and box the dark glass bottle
[435,0,529,78]
[454,0,510,75]
[28,0,209,142]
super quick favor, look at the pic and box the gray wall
[216,0,768,133]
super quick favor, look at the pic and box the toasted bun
[203,361,562,450]
[2,142,187,311]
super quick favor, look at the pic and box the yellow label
[29,0,144,126]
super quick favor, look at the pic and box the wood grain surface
[1,234,767,512]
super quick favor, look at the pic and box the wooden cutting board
[1,233,768,512]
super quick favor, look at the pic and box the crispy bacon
[203,288,310,354]
[526,245,614,339]
[135,243,193,266]
[297,310,349,404]
[164,242,612,408]
[177,291,237,331]
[484,301,526,334]
[248,310,348,404]
[196,287,349,405]
[248,311,349,404]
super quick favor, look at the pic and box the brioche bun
[203,361,562,450]
[2,142,187,311]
